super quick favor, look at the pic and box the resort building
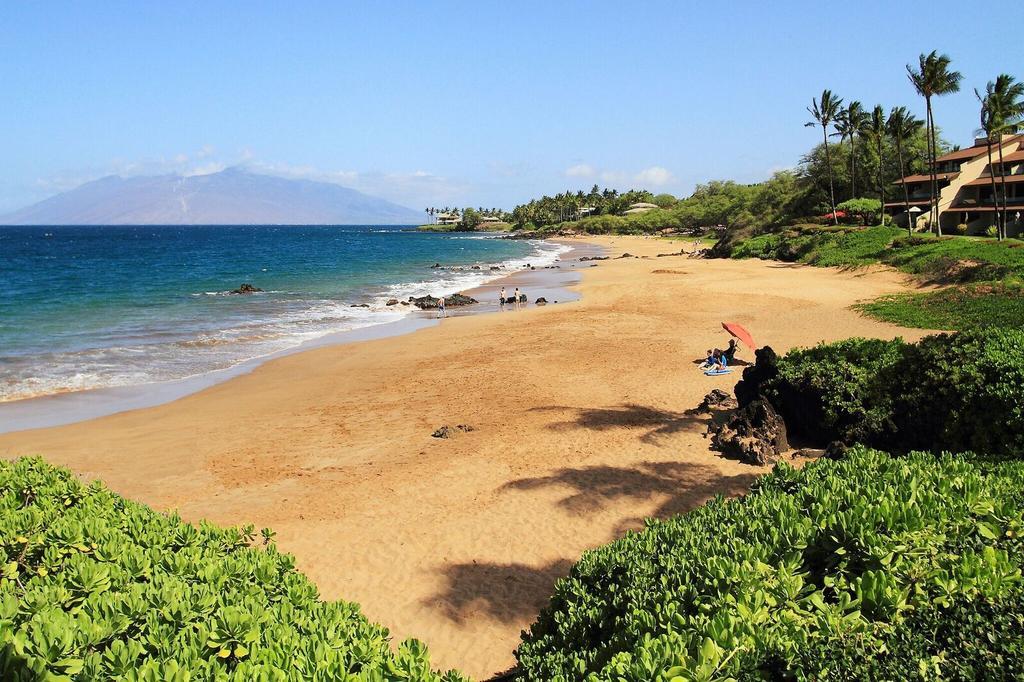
[886,134,1024,236]
[435,211,460,225]
[622,202,659,215]
[479,215,501,224]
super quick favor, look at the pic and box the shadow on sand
[425,558,574,625]
[502,459,756,528]
[530,402,709,444]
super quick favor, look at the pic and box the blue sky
[2,1,1021,213]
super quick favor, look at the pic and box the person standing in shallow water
[514,287,522,309]
[437,295,446,318]
[499,286,507,307]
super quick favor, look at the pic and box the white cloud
[634,166,674,187]
[243,160,466,209]
[565,163,596,178]
[184,162,227,177]
[565,163,676,189]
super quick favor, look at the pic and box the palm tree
[866,104,887,223]
[977,87,1005,239]
[806,89,843,224]
[907,52,963,235]
[834,101,869,198]
[887,106,924,236]
[979,75,1024,239]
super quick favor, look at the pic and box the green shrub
[515,449,1024,680]
[0,457,465,681]
[759,337,904,445]
[760,330,1024,456]
[795,591,1024,680]
[988,225,999,238]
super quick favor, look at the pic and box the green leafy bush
[795,591,1024,680]
[515,448,1024,681]
[759,330,1024,456]
[0,457,465,681]
[759,337,904,445]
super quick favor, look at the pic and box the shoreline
[0,237,935,678]
[0,237,602,434]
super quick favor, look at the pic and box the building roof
[963,175,1024,187]
[479,216,500,221]
[883,199,933,208]
[628,202,659,209]
[935,146,990,163]
[1000,150,1024,164]
[893,172,957,184]
[936,135,1024,163]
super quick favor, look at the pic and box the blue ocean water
[0,225,563,401]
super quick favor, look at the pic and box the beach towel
[704,369,733,376]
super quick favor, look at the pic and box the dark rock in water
[708,399,788,466]
[400,301,410,306]
[472,265,481,270]
[446,293,477,307]
[579,255,609,262]
[430,263,442,269]
[386,299,400,306]
[432,424,475,439]
[490,265,501,270]
[351,303,370,308]
[230,283,263,294]
[530,266,536,270]
[590,264,599,267]
[409,293,478,309]
[617,252,635,259]
[692,388,737,413]
[735,346,779,408]
[535,297,548,305]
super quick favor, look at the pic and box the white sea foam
[0,240,570,402]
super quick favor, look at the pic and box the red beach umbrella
[721,322,756,350]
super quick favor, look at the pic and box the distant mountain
[0,168,423,225]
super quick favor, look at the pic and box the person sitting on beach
[701,349,715,369]
[437,295,446,318]
[722,339,738,364]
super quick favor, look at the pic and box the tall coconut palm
[977,87,1005,239]
[907,52,963,235]
[834,101,870,198]
[866,104,887,223]
[807,89,843,224]
[887,106,924,236]
[981,75,1024,238]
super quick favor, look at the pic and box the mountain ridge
[0,168,424,225]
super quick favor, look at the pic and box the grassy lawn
[857,284,1024,330]
[732,225,1024,330]
[733,225,1024,280]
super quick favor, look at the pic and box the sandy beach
[0,236,933,679]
